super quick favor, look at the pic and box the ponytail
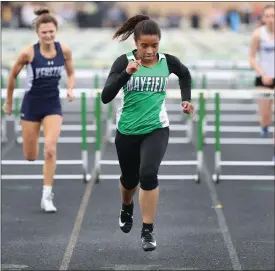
[113,14,161,42]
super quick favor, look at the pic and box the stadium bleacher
[2,28,256,89]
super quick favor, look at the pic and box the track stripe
[202,165,242,270]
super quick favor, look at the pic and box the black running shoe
[119,210,133,233]
[141,229,156,251]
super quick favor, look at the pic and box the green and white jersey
[116,51,170,135]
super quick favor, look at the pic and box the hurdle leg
[186,114,193,143]
[202,106,207,140]
[14,78,21,143]
[201,74,207,90]
[202,74,208,144]
[195,92,205,183]
[213,92,221,183]
[94,91,102,184]
[81,92,90,182]
[14,96,21,142]
[186,78,197,142]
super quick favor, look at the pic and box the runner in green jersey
[102,14,194,252]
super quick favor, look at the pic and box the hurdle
[198,89,274,145]
[1,89,92,182]
[92,90,206,184]
[212,91,275,183]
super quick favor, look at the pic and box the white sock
[42,185,52,199]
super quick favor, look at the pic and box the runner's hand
[126,60,142,75]
[2,101,13,115]
[67,89,75,102]
[181,101,194,116]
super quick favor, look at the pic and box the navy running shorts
[20,94,63,122]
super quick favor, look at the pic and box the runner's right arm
[101,55,131,104]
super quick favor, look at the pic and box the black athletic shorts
[115,127,169,186]
[254,76,275,89]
